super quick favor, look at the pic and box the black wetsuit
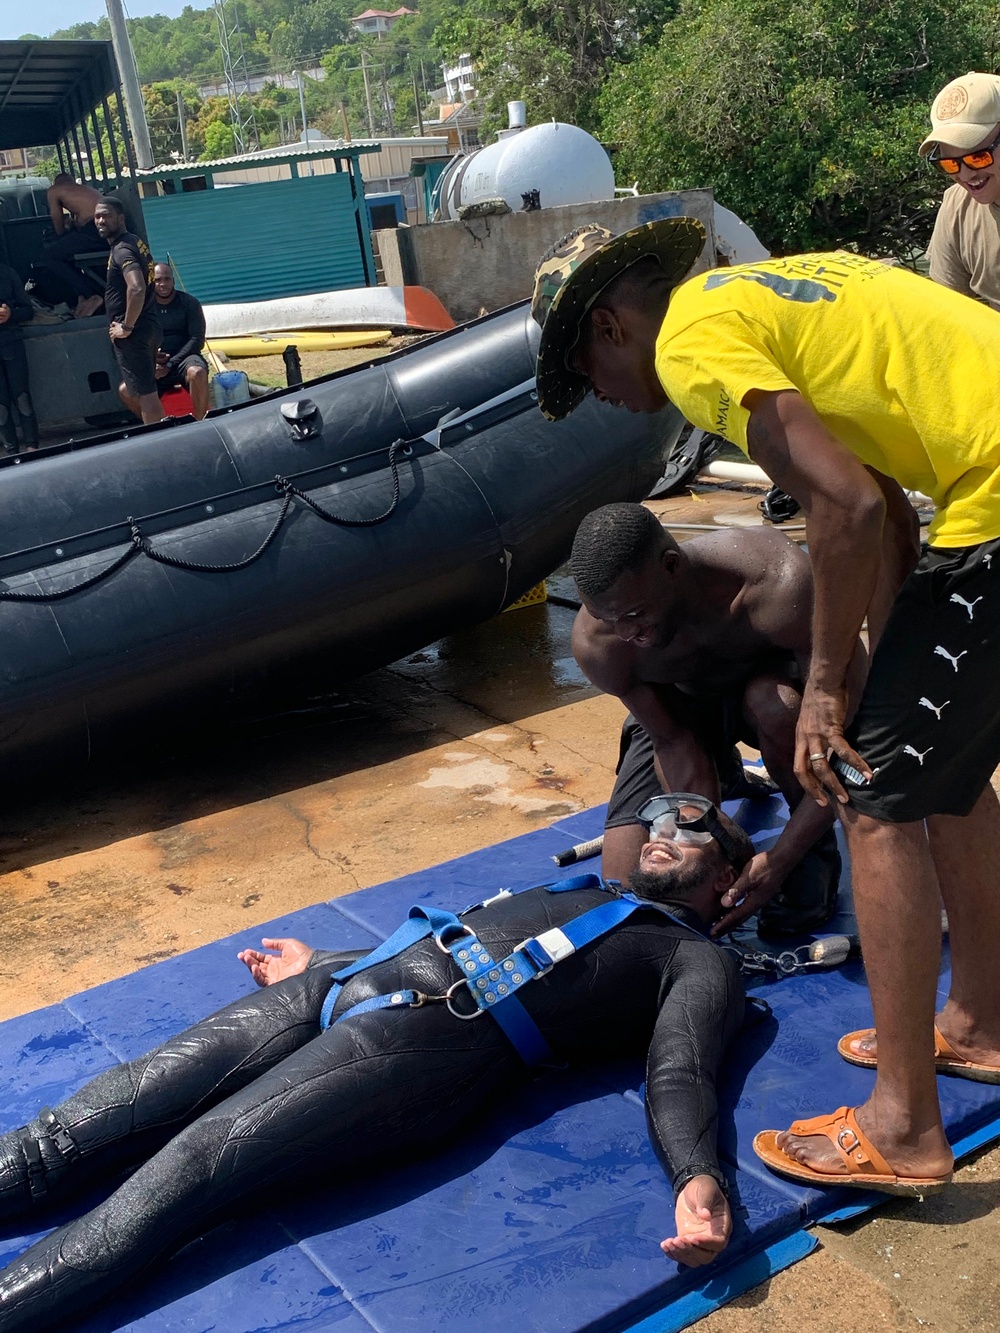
[0,882,743,1331]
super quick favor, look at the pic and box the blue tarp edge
[618,1230,818,1333]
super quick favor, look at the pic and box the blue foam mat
[2,796,999,1333]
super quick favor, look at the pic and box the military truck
[0,39,147,435]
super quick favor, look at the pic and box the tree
[439,0,679,136]
[269,0,349,70]
[143,82,206,164]
[598,0,1000,258]
[201,119,237,160]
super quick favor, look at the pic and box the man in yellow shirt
[531,219,1000,1196]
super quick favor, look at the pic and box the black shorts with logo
[843,536,1000,822]
[113,318,159,398]
[606,698,751,830]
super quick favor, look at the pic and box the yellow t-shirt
[655,252,1000,547]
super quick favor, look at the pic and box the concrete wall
[375,189,715,321]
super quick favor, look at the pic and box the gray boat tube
[0,303,682,778]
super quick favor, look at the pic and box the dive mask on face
[636,793,750,871]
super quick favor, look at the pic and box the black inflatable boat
[0,303,682,776]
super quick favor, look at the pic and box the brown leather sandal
[839,1026,1000,1084]
[753,1106,952,1196]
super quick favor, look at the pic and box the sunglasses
[932,128,1000,175]
[636,793,751,871]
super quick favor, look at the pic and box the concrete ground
[3,481,997,1331]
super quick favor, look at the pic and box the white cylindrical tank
[712,203,770,264]
[436,122,616,219]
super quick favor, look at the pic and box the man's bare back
[573,526,811,703]
[47,178,103,235]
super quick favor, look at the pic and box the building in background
[442,54,475,103]
[349,7,417,37]
[196,67,325,100]
[213,136,450,225]
[0,147,27,174]
[420,99,481,153]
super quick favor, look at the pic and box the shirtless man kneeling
[572,501,859,937]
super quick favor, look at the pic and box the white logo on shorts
[985,552,993,569]
[903,745,934,766]
[918,696,950,720]
[934,645,969,672]
[950,593,984,619]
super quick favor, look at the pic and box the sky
[1,0,197,41]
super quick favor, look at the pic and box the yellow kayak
[211,330,392,358]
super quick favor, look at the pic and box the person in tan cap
[920,71,1000,310]
[531,220,1000,1200]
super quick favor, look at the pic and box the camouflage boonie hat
[531,217,706,421]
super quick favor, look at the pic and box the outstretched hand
[238,937,314,987]
[711,851,781,936]
[661,1174,731,1267]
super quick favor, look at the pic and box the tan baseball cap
[919,71,1000,157]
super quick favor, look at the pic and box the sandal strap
[788,1106,852,1136]
[933,1027,962,1061]
[789,1106,895,1179]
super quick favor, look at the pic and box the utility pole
[296,69,308,139]
[176,87,189,160]
[411,64,424,137]
[380,65,395,136]
[105,0,155,168]
[296,70,315,174]
[360,50,376,138]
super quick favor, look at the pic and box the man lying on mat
[0,797,753,1331]
[571,501,863,938]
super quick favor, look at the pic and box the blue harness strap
[318,905,462,1029]
[319,874,705,1067]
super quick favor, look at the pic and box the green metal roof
[137,141,382,182]
[0,40,119,151]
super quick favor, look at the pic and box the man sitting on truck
[42,175,108,318]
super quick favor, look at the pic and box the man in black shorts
[0,798,751,1330]
[572,502,857,937]
[95,198,163,426]
[137,262,210,420]
[531,220,1000,1195]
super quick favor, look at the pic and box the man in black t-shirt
[146,263,210,420]
[95,198,163,426]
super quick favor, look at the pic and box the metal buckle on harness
[515,926,575,978]
[445,979,485,1020]
[435,923,476,954]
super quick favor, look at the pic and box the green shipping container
[142,173,375,304]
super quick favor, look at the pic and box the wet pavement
[3,480,997,1331]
